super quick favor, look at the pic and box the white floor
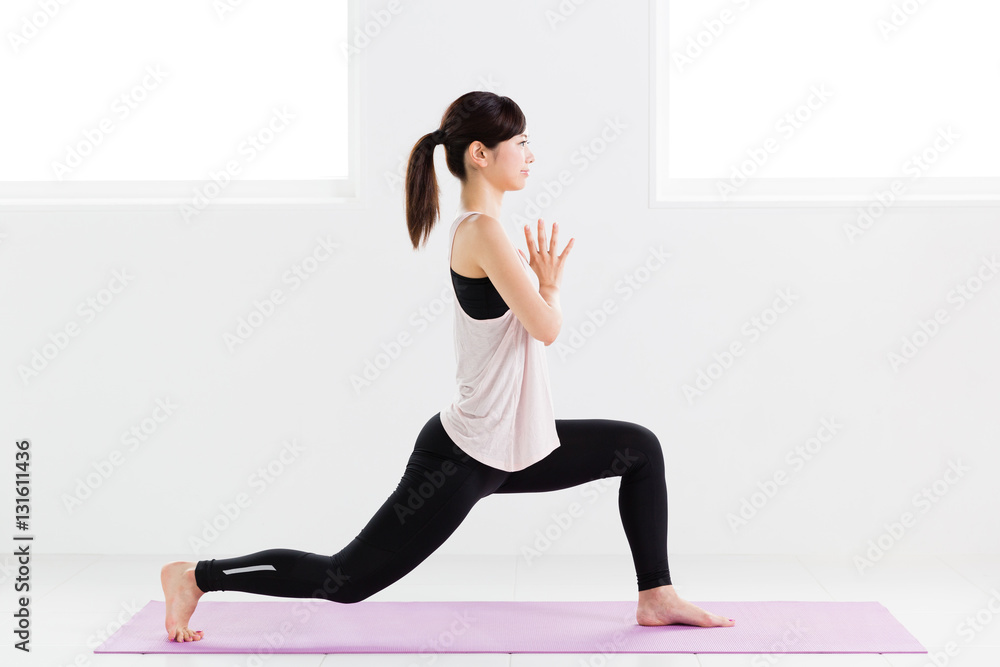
[3,552,998,666]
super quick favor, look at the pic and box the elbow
[525,311,562,346]
[539,319,561,346]
[531,326,558,346]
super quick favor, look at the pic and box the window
[651,0,1000,206]
[1,0,357,209]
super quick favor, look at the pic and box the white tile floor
[3,552,998,666]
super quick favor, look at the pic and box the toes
[168,626,200,642]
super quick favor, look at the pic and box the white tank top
[439,210,561,472]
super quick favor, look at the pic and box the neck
[459,172,505,220]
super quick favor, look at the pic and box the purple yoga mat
[95,599,926,654]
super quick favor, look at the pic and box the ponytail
[405,131,441,250]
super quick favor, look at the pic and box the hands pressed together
[518,219,575,290]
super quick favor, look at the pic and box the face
[473,133,534,191]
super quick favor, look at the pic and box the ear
[466,141,490,170]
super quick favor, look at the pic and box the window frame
[648,0,1000,208]
[0,0,361,212]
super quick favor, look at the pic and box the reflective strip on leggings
[222,565,276,575]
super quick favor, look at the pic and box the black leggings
[194,413,671,602]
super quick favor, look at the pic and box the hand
[518,219,574,289]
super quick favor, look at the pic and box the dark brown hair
[405,91,527,250]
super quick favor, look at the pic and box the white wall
[2,1,998,570]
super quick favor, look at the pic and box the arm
[470,215,573,346]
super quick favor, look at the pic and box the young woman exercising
[160,91,736,642]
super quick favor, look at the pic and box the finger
[550,221,559,252]
[523,224,536,253]
[537,219,547,252]
[559,237,575,259]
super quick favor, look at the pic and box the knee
[328,588,369,604]
[620,422,664,471]
[322,584,371,604]
[314,565,370,604]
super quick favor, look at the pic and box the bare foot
[161,561,205,642]
[636,585,735,627]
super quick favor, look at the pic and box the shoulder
[459,213,505,243]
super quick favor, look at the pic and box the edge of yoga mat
[95,599,928,655]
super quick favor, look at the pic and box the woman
[160,91,735,642]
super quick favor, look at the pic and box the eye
[520,140,530,146]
